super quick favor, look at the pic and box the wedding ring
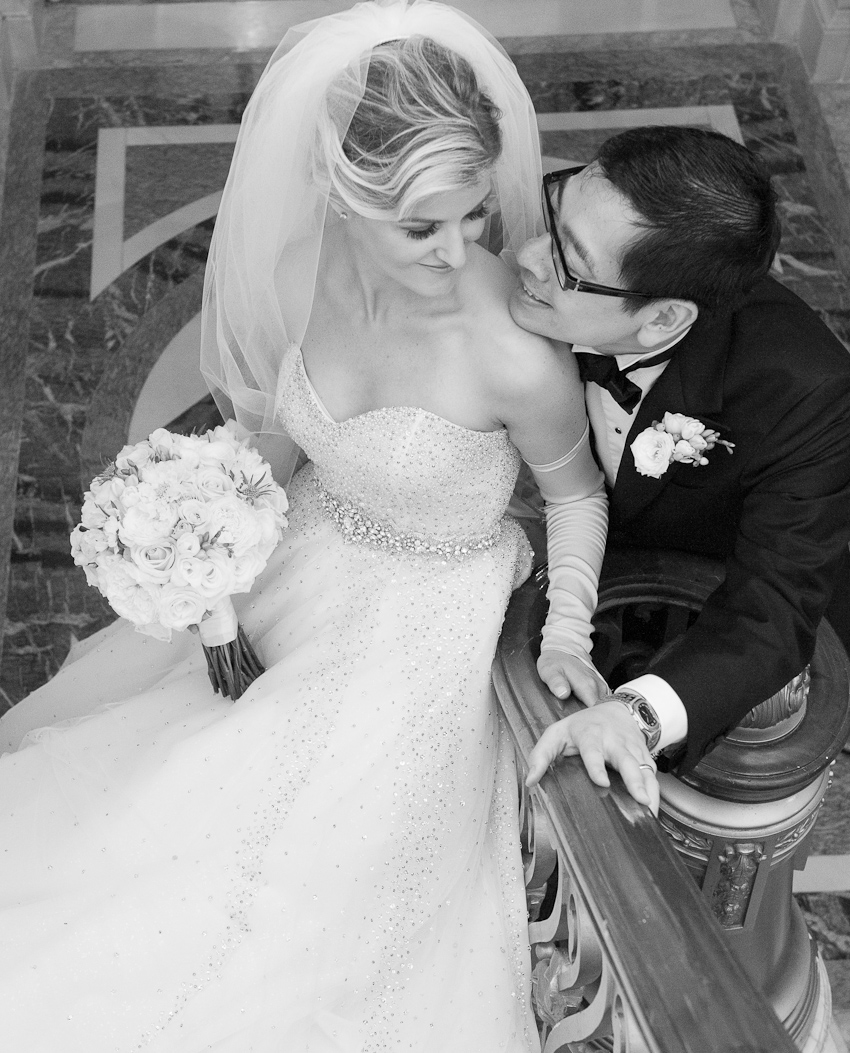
[639,763,655,771]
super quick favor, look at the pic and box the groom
[510,125,850,809]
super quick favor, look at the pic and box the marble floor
[1,0,849,1046]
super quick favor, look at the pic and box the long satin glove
[526,423,608,670]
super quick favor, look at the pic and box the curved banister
[494,575,800,1053]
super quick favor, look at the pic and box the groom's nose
[517,233,552,281]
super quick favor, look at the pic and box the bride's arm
[495,332,607,707]
[526,426,608,704]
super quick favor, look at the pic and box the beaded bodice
[276,345,522,546]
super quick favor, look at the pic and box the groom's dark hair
[595,125,781,316]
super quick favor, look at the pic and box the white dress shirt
[575,334,691,753]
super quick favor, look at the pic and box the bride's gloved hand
[536,648,607,708]
[525,701,660,815]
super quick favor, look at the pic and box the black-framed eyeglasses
[542,166,655,299]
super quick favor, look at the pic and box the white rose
[195,467,237,501]
[197,440,239,469]
[169,553,208,588]
[179,549,235,602]
[130,541,177,583]
[175,532,201,557]
[158,585,210,631]
[178,498,212,530]
[631,428,675,478]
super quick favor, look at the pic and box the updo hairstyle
[315,35,502,220]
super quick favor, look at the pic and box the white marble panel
[90,124,239,299]
[537,105,743,142]
[75,0,737,52]
[129,314,208,442]
[793,853,850,893]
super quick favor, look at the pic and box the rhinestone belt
[313,477,502,559]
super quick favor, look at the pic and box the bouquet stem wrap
[197,598,264,700]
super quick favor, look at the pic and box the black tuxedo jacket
[604,276,850,772]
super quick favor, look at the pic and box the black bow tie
[574,347,678,413]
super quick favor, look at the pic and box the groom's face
[509,165,655,354]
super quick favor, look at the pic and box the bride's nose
[516,233,552,281]
[434,226,468,270]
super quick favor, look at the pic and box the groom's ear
[636,299,699,349]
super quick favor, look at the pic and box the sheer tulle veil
[200,0,543,485]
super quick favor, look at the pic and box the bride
[0,2,642,1050]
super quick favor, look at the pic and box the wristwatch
[606,688,662,753]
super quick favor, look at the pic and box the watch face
[636,700,659,728]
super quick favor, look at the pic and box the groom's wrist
[620,673,688,752]
[604,687,662,752]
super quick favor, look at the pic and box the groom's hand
[536,649,607,709]
[525,701,660,815]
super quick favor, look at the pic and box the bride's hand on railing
[525,700,661,816]
[536,648,607,707]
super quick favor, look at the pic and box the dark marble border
[0,73,49,680]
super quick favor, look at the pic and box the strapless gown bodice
[279,343,525,550]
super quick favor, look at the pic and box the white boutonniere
[630,412,734,479]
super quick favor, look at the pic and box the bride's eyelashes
[403,204,490,241]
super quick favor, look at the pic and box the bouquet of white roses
[70,421,288,699]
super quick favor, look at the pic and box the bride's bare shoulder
[466,246,557,360]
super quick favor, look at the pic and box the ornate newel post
[592,547,850,1053]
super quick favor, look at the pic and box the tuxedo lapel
[610,309,733,525]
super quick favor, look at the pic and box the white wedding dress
[0,344,539,1052]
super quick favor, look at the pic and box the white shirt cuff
[622,673,688,752]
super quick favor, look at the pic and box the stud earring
[338,210,349,220]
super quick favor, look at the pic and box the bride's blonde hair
[315,36,502,220]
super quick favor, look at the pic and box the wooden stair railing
[492,546,848,1053]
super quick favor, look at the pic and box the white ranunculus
[631,428,676,478]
